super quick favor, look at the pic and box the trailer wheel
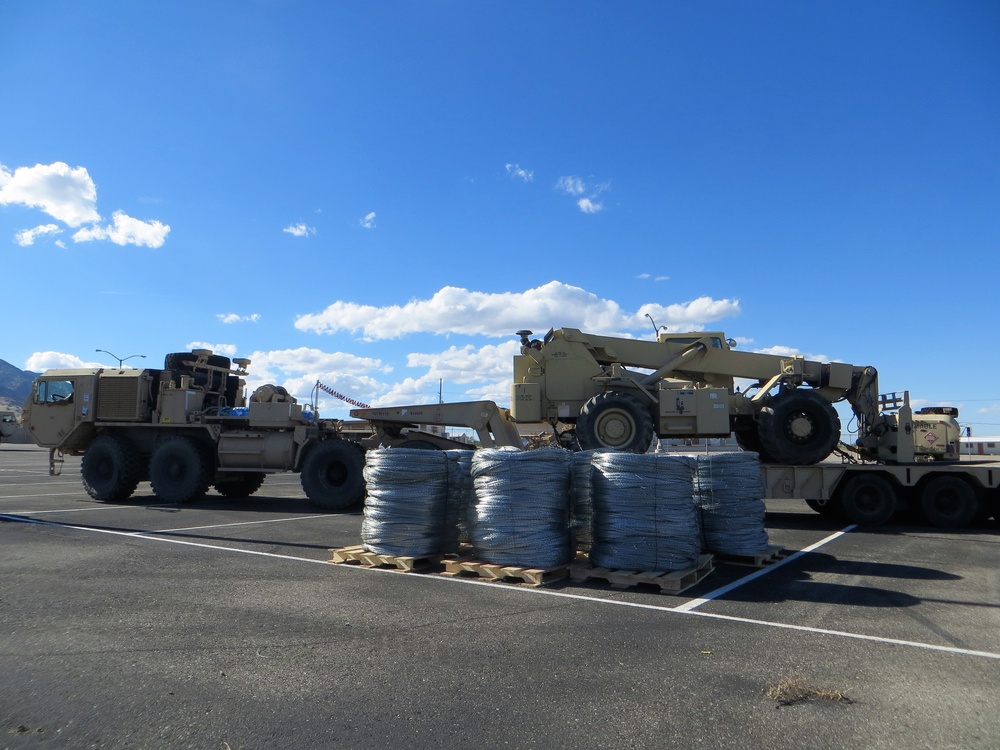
[839,474,897,526]
[300,440,366,511]
[577,392,654,453]
[149,436,214,503]
[919,476,979,529]
[81,435,142,502]
[805,496,846,519]
[214,473,266,498]
[757,389,840,465]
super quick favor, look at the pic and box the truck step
[713,545,787,568]
[569,554,714,595]
[329,544,444,573]
[440,558,570,587]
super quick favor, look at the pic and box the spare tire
[757,389,840,465]
[164,352,232,371]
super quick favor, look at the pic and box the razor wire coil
[470,447,573,568]
[361,448,451,557]
[694,452,769,556]
[589,452,701,571]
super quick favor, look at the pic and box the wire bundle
[361,448,451,557]
[590,452,701,571]
[569,450,601,552]
[470,447,573,568]
[444,449,475,551]
[694,452,769,556]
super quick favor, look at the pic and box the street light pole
[95,349,147,369]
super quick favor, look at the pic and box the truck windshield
[35,380,74,404]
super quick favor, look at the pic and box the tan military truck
[22,351,379,509]
[0,410,18,442]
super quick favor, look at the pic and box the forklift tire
[839,474,897,526]
[300,440,366,511]
[214,472,266,498]
[757,389,840,465]
[576,392,654,453]
[81,435,142,502]
[150,436,214,503]
[919,476,978,529]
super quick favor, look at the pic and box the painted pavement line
[3,513,997,662]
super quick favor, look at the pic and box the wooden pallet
[713,545,788,568]
[329,544,442,573]
[569,554,714,595]
[440,558,569,587]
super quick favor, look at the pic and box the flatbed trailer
[762,458,1000,528]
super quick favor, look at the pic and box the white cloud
[185,342,238,356]
[505,163,534,182]
[1,161,171,249]
[295,281,740,340]
[15,224,62,246]
[360,211,376,229]
[72,210,170,248]
[0,161,100,227]
[217,313,261,324]
[577,197,603,214]
[283,223,315,237]
[25,351,103,371]
[555,175,586,195]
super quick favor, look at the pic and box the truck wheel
[919,476,978,529]
[300,440,366,511]
[733,418,775,462]
[81,435,142,502]
[164,352,232,370]
[757,389,840,465]
[214,473,266,498]
[150,436,214,503]
[839,474,897,526]
[576,392,654,453]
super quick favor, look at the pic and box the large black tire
[81,435,142,502]
[164,352,232,370]
[733,417,776,462]
[757,389,840,465]
[805,496,846,519]
[149,436,214,503]
[839,474,897,526]
[576,392,655,452]
[300,440,366,511]
[919,476,979,529]
[214,472,266,498]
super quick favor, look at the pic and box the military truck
[356,328,997,528]
[20,350,469,510]
[0,410,18,442]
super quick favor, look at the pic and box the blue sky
[2,1,999,434]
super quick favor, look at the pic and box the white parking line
[675,526,858,612]
[3,513,997,662]
[139,515,331,534]
[0,492,103,500]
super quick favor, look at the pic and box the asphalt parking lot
[2,444,999,750]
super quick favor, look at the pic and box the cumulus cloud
[0,162,100,227]
[577,197,603,214]
[294,281,740,340]
[283,223,316,237]
[72,210,170,248]
[217,313,261,324]
[25,351,103,371]
[1,161,170,248]
[241,347,392,407]
[360,211,376,229]
[15,224,62,247]
[185,342,238,356]
[505,163,534,182]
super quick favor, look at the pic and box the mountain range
[0,358,39,413]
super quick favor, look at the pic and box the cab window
[35,380,74,404]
